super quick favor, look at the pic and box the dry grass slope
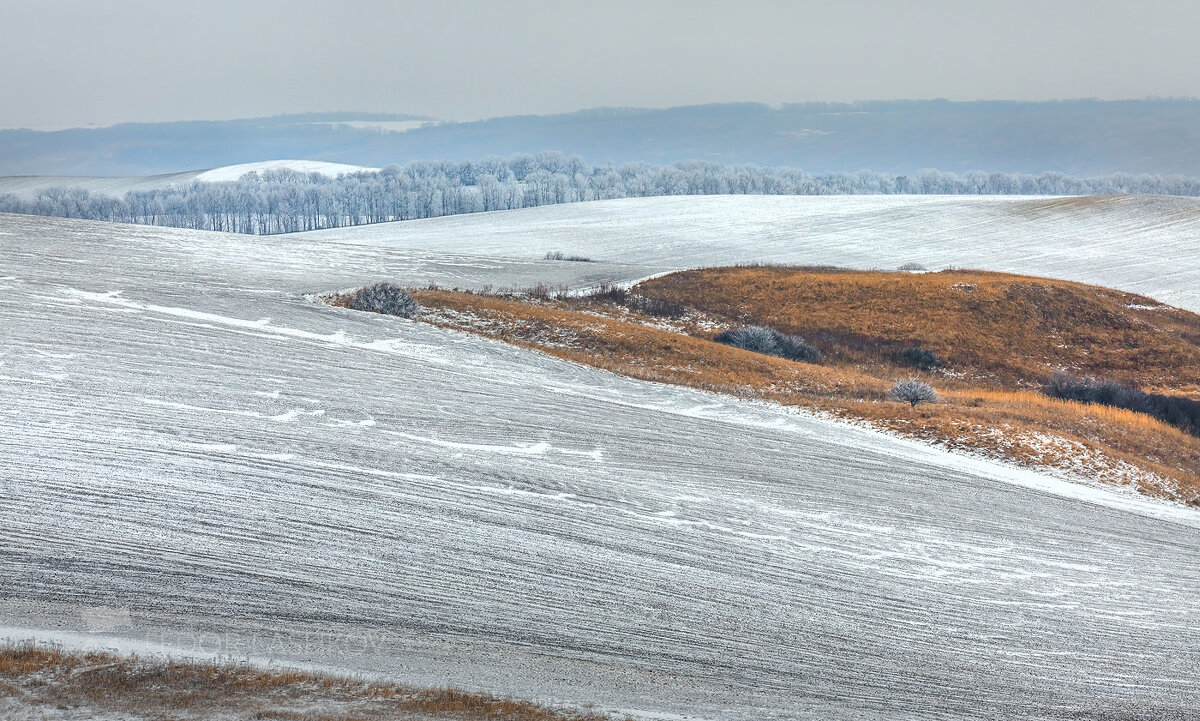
[636,267,1200,390]
[385,269,1200,506]
[0,643,622,721]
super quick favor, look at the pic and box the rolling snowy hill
[0,171,205,201]
[298,193,1200,314]
[0,159,379,200]
[2,207,1200,719]
[191,159,379,182]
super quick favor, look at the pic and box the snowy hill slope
[2,212,1200,719]
[0,160,378,200]
[298,194,1200,313]
[191,159,379,182]
[0,171,204,200]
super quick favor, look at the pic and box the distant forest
[3,153,1198,235]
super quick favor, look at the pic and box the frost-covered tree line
[4,152,1200,235]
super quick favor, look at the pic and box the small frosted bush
[715,326,778,354]
[890,379,939,407]
[714,325,822,364]
[344,282,419,318]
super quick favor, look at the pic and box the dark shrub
[890,379,939,407]
[714,325,822,364]
[1044,373,1200,437]
[772,333,824,364]
[344,282,419,318]
[1044,372,1077,401]
[1145,394,1200,435]
[525,283,554,300]
[897,346,943,371]
[544,251,594,262]
[583,283,628,303]
[1044,373,1145,409]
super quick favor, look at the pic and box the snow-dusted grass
[0,642,617,721]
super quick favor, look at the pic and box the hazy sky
[4,0,1198,130]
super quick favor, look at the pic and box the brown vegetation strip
[636,266,1200,390]
[402,276,1200,507]
[0,642,622,721]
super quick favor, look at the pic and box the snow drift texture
[2,196,1200,720]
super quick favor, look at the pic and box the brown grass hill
[634,266,1200,393]
[330,272,1200,504]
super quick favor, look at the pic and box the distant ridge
[3,99,1200,177]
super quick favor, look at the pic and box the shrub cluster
[1044,373,1200,436]
[1045,374,1143,407]
[583,282,628,304]
[544,251,594,262]
[578,284,685,317]
[714,325,822,363]
[627,295,687,318]
[896,346,943,371]
[343,282,419,318]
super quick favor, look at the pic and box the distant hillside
[4,100,1200,177]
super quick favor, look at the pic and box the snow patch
[142,399,324,423]
[194,160,380,183]
[388,431,551,456]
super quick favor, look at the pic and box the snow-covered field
[299,194,1200,313]
[0,160,379,200]
[2,203,1200,720]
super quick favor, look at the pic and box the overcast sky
[3,0,1198,130]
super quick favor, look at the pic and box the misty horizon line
[7,96,1200,134]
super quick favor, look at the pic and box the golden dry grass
[0,642,622,721]
[635,267,1200,390]
[401,281,1200,506]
